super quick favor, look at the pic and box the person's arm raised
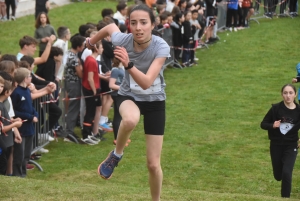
[86,23,120,49]
[34,39,53,65]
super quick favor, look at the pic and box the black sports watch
[125,61,134,70]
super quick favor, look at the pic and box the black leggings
[270,143,298,198]
[5,0,15,19]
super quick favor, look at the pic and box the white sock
[113,148,123,158]
[99,116,106,125]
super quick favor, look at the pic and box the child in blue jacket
[11,68,38,177]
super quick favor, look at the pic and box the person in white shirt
[53,26,71,82]
[113,2,127,25]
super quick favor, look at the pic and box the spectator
[35,0,50,19]
[189,9,201,65]
[113,2,127,24]
[53,26,71,82]
[0,75,22,176]
[81,41,104,145]
[35,46,63,82]
[64,35,85,142]
[0,0,7,21]
[34,12,56,56]
[17,35,52,65]
[241,0,251,28]
[226,0,239,32]
[181,11,193,67]
[178,0,187,13]
[101,8,119,26]
[171,5,181,17]
[5,0,16,20]
[11,68,38,177]
[157,13,168,29]
[171,13,184,62]
[166,0,177,12]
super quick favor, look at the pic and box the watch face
[128,62,134,68]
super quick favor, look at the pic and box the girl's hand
[114,46,129,68]
[273,120,281,128]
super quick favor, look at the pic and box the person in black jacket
[181,11,194,67]
[171,13,184,62]
[35,0,50,19]
[261,84,300,198]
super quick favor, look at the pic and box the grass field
[1,1,300,200]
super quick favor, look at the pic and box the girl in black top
[171,13,184,62]
[181,11,194,67]
[261,84,300,198]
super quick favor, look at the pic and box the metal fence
[29,95,50,171]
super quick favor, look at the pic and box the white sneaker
[39,148,49,153]
[40,133,54,142]
[229,27,232,32]
[81,138,97,145]
[89,133,100,143]
[48,135,54,141]
[194,57,199,61]
[11,16,15,21]
[234,27,237,32]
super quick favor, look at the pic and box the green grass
[1,1,300,200]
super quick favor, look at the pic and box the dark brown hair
[35,12,51,28]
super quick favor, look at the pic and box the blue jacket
[10,85,38,136]
[228,0,238,10]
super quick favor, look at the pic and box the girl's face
[282,86,296,105]
[179,15,185,22]
[30,63,35,72]
[130,10,154,43]
[185,12,191,21]
[155,16,161,26]
[167,16,173,24]
[181,1,187,8]
[97,44,104,55]
[40,14,47,25]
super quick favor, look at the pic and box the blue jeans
[182,43,191,63]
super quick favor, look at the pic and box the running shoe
[98,151,122,179]
[99,123,113,132]
[81,138,98,145]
